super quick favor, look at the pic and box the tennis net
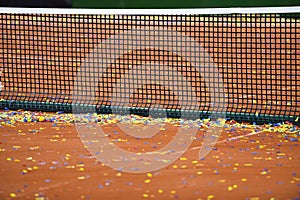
[0,7,299,124]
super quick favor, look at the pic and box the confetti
[170,190,176,194]
[0,106,299,200]
[9,193,16,198]
[142,193,149,198]
[144,179,151,184]
[158,189,163,194]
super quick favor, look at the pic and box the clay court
[0,113,299,199]
[0,10,300,199]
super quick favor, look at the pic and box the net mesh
[0,8,299,124]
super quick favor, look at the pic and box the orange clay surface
[0,111,299,200]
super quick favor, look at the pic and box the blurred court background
[1,0,300,9]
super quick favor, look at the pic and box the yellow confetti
[293,177,300,181]
[38,116,45,122]
[144,179,151,184]
[207,195,215,199]
[26,157,33,161]
[77,176,85,180]
[180,157,187,161]
[241,178,247,182]
[33,166,39,170]
[170,190,176,194]
[78,167,85,172]
[158,189,163,194]
[228,186,233,191]
[196,171,203,175]
[10,193,16,197]
[147,173,153,178]
[35,197,46,200]
[142,193,149,198]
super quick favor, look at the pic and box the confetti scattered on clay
[0,110,299,135]
[0,109,299,199]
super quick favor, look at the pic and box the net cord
[0,6,300,15]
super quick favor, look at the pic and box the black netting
[0,12,299,124]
